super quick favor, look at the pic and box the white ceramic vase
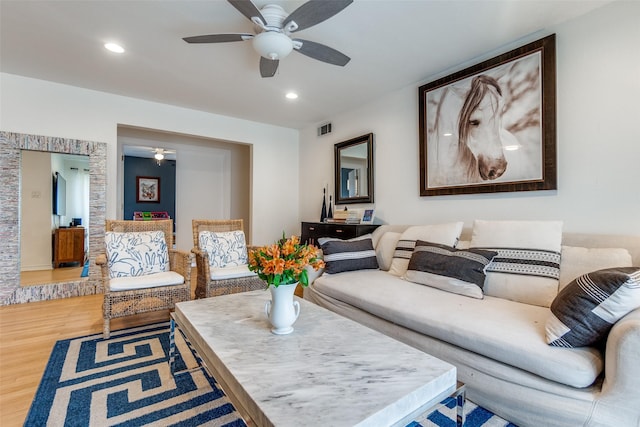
[264,282,300,335]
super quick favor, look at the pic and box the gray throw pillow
[320,237,379,274]
[546,267,640,348]
[405,240,497,299]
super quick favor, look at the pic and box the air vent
[317,122,332,136]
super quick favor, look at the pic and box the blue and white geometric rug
[26,322,516,426]
[25,322,244,426]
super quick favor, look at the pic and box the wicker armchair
[96,220,192,338]
[191,219,265,299]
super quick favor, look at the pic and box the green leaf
[299,268,309,287]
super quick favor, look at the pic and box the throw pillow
[388,222,464,277]
[559,246,632,291]
[375,231,401,271]
[470,220,563,307]
[199,230,248,268]
[319,234,379,274]
[405,241,497,299]
[105,230,169,278]
[546,267,640,348]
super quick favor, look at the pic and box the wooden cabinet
[53,227,85,268]
[301,222,380,246]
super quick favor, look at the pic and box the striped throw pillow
[405,241,497,299]
[546,267,640,348]
[319,234,379,274]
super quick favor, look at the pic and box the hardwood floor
[0,270,198,426]
[20,265,84,286]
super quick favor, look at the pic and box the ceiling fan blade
[293,39,350,66]
[260,57,279,78]
[183,34,253,43]
[227,0,266,26]
[283,0,353,33]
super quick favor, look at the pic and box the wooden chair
[191,219,265,299]
[96,220,192,338]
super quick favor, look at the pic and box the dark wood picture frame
[136,176,160,203]
[334,133,374,205]
[419,34,556,196]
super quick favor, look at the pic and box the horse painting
[426,54,541,188]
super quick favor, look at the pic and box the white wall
[20,150,52,270]
[299,1,640,235]
[0,74,300,246]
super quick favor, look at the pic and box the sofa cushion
[388,222,464,277]
[470,220,563,307]
[312,270,603,388]
[199,230,248,268]
[404,241,497,299]
[105,230,169,278]
[546,267,640,348]
[376,231,401,271]
[319,234,379,274]
[109,271,184,291]
[559,246,633,291]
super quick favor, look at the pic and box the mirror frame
[334,133,374,205]
[0,131,106,305]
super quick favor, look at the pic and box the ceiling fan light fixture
[154,152,164,161]
[104,42,125,53]
[253,31,293,60]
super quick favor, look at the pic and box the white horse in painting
[428,74,519,187]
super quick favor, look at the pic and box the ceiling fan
[150,148,175,164]
[183,0,353,77]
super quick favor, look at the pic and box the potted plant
[248,233,324,334]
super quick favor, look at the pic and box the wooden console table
[301,221,380,245]
[53,227,85,268]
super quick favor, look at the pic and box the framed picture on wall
[361,209,375,224]
[136,176,160,203]
[418,34,556,196]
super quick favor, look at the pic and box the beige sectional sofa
[304,222,640,427]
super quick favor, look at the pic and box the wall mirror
[0,131,106,305]
[21,151,90,286]
[334,133,374,205]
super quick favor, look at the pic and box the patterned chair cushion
[546,267,640,348]
[199,230,248,268]
[105,231,169,279]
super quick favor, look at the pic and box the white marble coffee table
[172,290,458,427]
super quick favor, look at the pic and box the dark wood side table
[53,227,85,268]
[301,221,380,246]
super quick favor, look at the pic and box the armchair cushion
[109,271,185,291]
[105,231,169,278]
[199,230,248,268]
[210,265,259,280]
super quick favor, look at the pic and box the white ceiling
[0,0,611,130]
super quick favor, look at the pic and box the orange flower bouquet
[248,233,324,287]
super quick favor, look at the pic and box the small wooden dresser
[301,222,380,246]
[53,227,85,268]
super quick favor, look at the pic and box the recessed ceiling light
[104,43,125,53]
[285,92,298,100]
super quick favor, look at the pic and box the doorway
[117,126,253,252]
